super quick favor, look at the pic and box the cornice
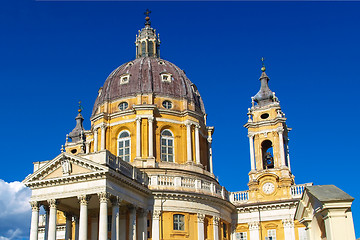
[235,199,299,213]
[244,117,286,129]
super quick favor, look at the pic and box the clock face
[262,182,275,194]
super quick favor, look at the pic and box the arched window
[161,130,174,162]
[148,41,154,57]
[173,214,184,231]
[141,42,146,57]
[118,131,130,162]
[262,140,274,169]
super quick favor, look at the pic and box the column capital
[138,208,149,217]
[148,116,154,122]
[78,195,91,205]
[152,210,161,220]
[282,218,294,228]
[248,221,260,230]
[30,201,40,211]
[110,196,122,206]
[197,213,205,223]
[100,123,107,130]
[247,133,255,138]
[277,127,284,134]
[47,199,59,208]
[195,124,201,129]
[98,192,110,203]
[136,116,142,122]
[207,137,212,143]
[213,216,219,225]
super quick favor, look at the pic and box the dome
[92,57,205,116]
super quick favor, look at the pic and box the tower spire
[253,57,276,107]
[135,9,160,58]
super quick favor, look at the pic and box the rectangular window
[173,214,185,231]
[223,223,227,238]
[236,232,247,240]
[267,229,276,240]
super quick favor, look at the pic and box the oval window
[119,102,128,111]
[261,113,269,119]
[162,100,172,109]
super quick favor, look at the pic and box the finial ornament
[261,57,266,72]
[78,101,83,113]
[144,9,151,24]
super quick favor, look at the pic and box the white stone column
[94,127,99,152]
[98,192,109,240]
[283,219,295,240]
[186,122,192,163]
[30,201,39,240]
[148,117,154,158]
[64,212,73,240]
[78,195,91,240]
[101,124,107,151]
[47,199,58,240]
[248,134,255,171]
[278,129,286,167]
[213,216,219,240]
[136,117,141,158]
[151,210,161,240]
[119,208,127,240]
[249,222,260,240]
[195,125,201,165]
[85,142,90,154]
[111,197,121,240]
[230,223,237,240]
[129,206,137,240]
[197,213,205,240]
[74,216,79,240]
[207,137,213,173]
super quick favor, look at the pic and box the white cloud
[0,179,31,240]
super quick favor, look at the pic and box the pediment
[23,153,108,184]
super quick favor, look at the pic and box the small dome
[92,57,205,116]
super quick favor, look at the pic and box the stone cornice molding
[236,200,298,213]
[244,117,286,129]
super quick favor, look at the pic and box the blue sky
[0,0,360,239]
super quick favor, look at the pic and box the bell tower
[244,59,294,202]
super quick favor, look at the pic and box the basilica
[23,14,356,240]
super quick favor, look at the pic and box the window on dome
[141,41,146,57]
[118,131,130,162]
[120,74,130,84]
[118,102,128,111]
[148,41,154,57]
[161,130,174,162]
[161,73,172,83]
[162,100,172,109]
[173,214,184,231]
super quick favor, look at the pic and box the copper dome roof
[92,57,205,116]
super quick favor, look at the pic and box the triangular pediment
[23,153,108,184]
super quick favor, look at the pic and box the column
[207,137,213,173]
[231,223,237,240]
[30,201,40,240]
[129,206,137,240]
[119,208,127,240]
[64,212,73,240]
[136,117,141,158]
[85,142,90,154]
[248,134,255,171]
[74,216,79,240]
[43,206,49,240]
[213,216,219,240]
[186,122,192,163]
[151,210,161,240]
[78,195,91,240]
[47,199,58,240]
[249,222,260,240]
[148,117,154,158]
[197,213,205,240]
[283,219,295,240]
[278,129,286,167]
[94,127,99,152]
[101,124,107,151]
[137,209,148,240]
[195,125,201,165]
[98,192,109,240]
[111,197,121,240]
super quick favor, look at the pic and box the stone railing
[229,190,249,204]
[290,183,313,198]
[106,153,148,186]
[148,174,229,200]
